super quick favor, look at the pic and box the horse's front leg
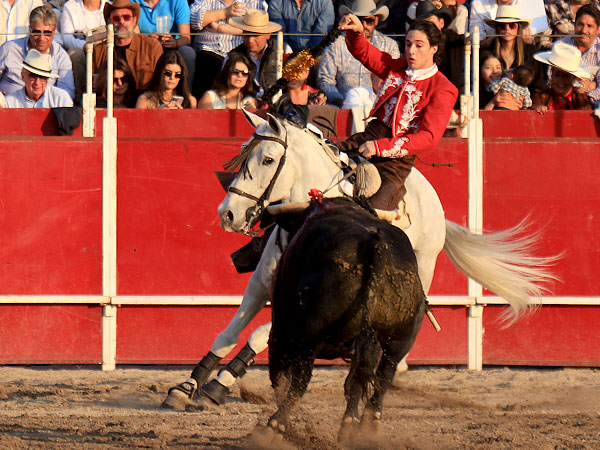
[162,229,285,410]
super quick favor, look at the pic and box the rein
[227,131,288,235]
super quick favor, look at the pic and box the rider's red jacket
[345,30,458,158]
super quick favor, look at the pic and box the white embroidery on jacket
[382,97,397,126]
[397,83,423,135]
[381,137,409,158]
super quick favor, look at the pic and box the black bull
[267,198,426,440]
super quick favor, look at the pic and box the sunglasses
[111,14,134,23]
[113,76,129,83]
[232,69,250,76]
[359,17,377,26]
[497,22,518,30]
[30,29,54,37]
[26,72,48,80]
[163,70,182,79]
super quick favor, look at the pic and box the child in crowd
[488,65,534,110]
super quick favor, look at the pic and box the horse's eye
[262,157,274,166]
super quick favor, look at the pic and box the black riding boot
[201,344,257,405]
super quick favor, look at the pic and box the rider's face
[405,30,437,70]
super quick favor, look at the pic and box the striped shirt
[0,0,43,46]
[190,0,266,57]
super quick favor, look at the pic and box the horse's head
[218,110,296,234]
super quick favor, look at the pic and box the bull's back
[271,200,425,353]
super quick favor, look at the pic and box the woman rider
[338,16,458,211]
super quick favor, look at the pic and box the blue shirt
[133,0,190,35]
[268,0,334,51]
[5,85,73,108]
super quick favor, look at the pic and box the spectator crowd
[0,0,598,113]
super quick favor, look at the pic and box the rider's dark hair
[407,19,444,65]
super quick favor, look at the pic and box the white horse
[162,110,554,409]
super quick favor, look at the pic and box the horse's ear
[242,108,266,129]
[266,113,285,138]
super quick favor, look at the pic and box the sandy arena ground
[0,365,599,449]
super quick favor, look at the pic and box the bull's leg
[362,341,410,433]
[161,271,269,410]
[268,349,315,434]
[339,332,380,445]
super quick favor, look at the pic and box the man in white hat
[318,0,399,107]
[532,41,593,112]
[227,10,285,99]
[3,48,73,107]
[470,0,524,39]
[554,4,600,107]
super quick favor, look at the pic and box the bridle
[227,131,288,235]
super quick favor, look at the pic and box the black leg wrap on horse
[191,352,222,387]
[201,379,229,405]
[224,343,256,378]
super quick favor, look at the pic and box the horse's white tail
[443,220,558,322]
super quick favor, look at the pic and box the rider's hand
[358,141,377,159]
[339,14,364,34]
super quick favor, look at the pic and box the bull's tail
[443,220,558,322]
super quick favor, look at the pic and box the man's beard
[115,24,134,39]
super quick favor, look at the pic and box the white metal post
[271,31,284,104]
[467,26,484,371]
[82,42,96,137]
[102,23,118,370]
[460,33,472,138]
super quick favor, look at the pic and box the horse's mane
[223,117,312,178]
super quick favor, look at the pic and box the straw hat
[103,0,140,25]
[229,9,282,34]
[21,49,58,78]
[339,0,389,21]
[484,5,531,27]
[534,42,590,79]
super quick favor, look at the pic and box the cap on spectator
[534,42,590,79]
[103,0,141,25]
[484,5,531,27]
[414,1,453,26]
[21,48,58,78]
[229,9,282,34]
[339,0,389,21]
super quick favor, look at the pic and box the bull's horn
[267,202,310,215]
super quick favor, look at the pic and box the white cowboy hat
[534,42,590,79]
[339,0,389,21]
[484,5,531,27]
[21,48,58,78]
[229,9,282,34]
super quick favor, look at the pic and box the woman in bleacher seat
[480,5,546,109]
[136,50,196,109]
[197,52,256,109]
[96,58,138,108]
[479,51,506,109]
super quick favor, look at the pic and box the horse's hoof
[185,393,217,412]
[161,381,196,410]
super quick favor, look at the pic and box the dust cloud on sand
[0,365,599,449]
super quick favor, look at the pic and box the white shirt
[59,0,107,50]
[4,84,73,107]
[0,0,44,45]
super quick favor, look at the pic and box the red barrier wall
[0,109,598,366]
